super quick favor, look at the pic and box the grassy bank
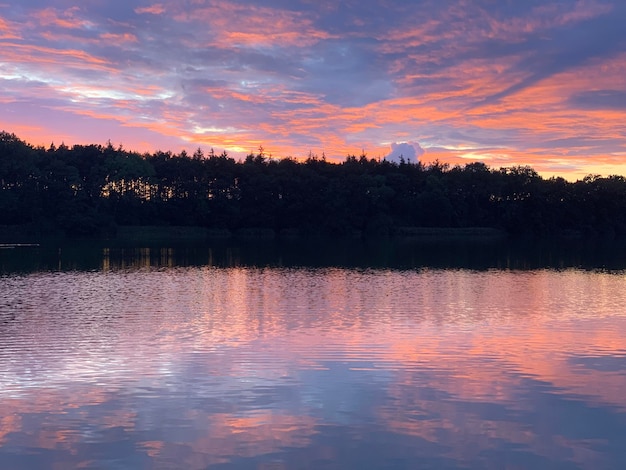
[1,224,510,243]
[392,226,507,240]
[115,226,231,242]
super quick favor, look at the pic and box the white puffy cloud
[385,142,424,164]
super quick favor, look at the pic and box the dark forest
[1,131,625,239]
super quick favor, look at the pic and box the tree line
[1,131,625,238]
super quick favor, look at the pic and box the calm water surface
[1,243,626,469]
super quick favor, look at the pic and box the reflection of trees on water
[3,237,626,274]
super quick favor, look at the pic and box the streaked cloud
[1,0,625,178]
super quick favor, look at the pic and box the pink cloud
[30,7,93,30]
[134,4,166,15]
[0,16,20,39]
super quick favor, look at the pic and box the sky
[1,0,626,179]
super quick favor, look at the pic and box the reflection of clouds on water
[569,354,626,372]
[0,268,626,468]
[1,368,624,469]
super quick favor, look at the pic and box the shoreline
[2,223,621,245]
[2,224,509,243]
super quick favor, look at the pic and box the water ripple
[1,267,625,469]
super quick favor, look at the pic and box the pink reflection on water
[0,267,625,468]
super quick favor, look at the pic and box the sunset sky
[1,0,626,179]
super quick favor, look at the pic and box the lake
[1,240,626,469]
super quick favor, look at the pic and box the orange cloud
[172,0,334,48]
[30,7,93,31]
[0,15,20,39]
[135,4,166,15]
[0,42,113,70]
[100,32,138,44]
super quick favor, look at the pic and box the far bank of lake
[2,226,626,274]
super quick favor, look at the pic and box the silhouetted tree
[3,131,626,239]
